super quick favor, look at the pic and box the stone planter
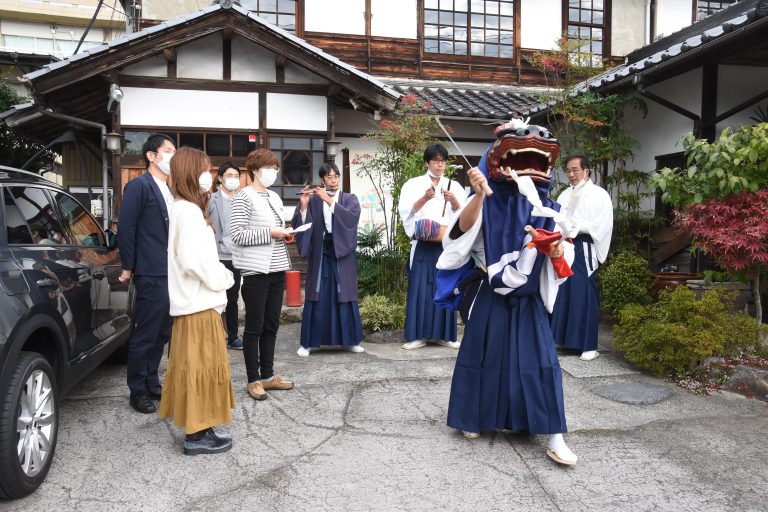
[686,279,754,315]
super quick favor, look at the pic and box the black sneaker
[130,393,156,414]
[227,337,244,350]
[183,429,233,456]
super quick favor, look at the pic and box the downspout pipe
[38,110,110,231]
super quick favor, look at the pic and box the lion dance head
[485,118,559,186]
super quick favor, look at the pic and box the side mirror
[105,229,118,249]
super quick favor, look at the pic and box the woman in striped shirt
[230,149,295,401]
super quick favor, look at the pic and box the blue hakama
[404,240,457,342]
[447,280,567,435]
[300,240,363,348]
[550,234,599,352]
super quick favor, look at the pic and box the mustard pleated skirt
[159,308,236,434]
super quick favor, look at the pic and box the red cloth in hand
[525,228,562,253]
[525,227,573,278]
[549,255,574,278]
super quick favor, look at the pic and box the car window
[7,186,71,245]
[51,191,105,247]
[3,188,34,244]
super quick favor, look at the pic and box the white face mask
[258,167,278,188]
[223,177,240,192]
[199,172,213,193]
[157,152,174,175]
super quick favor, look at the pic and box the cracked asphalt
[6,321,768,511]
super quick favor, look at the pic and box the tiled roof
[386,79,549,121]
[528,0,768,115]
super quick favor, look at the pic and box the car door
[48,189,131,356]
[3,185,84,359]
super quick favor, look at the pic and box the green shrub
[613,286,767,377]
[357,249,408,299]
[598,250,653,315]
[358,294,405,332]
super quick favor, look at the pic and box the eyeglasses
[429,159,447,164]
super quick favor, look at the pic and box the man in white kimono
[398,144,467,350]
[550,155,613,361]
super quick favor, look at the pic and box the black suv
[0,167,132,499]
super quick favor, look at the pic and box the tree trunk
[753,270,762,325]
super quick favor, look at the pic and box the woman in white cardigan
[159,147,235,456]
[230,149,295,401]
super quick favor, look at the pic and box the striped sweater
[230,187,290,275]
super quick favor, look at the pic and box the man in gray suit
[208,162,243,349]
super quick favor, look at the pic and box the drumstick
[435,117,494,196]
[524,225,562,247]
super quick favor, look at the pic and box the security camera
[107,84,124,113]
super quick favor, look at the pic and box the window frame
[695,0,740,21]
[562,0,611,66]
[244,0,302,35]
[422,0,517,60]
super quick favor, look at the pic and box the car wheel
[0,352,59,499]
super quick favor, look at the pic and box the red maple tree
[676,189,768,322]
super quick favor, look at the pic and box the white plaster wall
[655,0,694,40]
[611,0,647,56]
[285,61,328,84]
[231,35,277,82]
[624,68,702,174]
[620,69,702,211]
[520,0,561,50]
[120,88,260,129]
[715,65,768,133]
[177,33,223,80]
[305,0,366,35]
[122,54,167,77]
[371,0,417,39]
[266,93,327,131]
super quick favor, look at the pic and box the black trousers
[241,271,285,382]
[221,260,242,343]
[127,274,172,395]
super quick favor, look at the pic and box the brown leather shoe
[261,375,294,391]
[247,380,267,401]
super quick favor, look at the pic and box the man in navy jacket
[118,133,175,414]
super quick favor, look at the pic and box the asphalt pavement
[5,320,767,511]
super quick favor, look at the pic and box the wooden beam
[163,48,176,62]
[223,31,232,81]
[276,55,286,84]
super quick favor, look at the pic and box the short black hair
[319,162,340,179]
[423,144,449,163]
[141,133,175,167]
[564,154,589,171]
[218,161,240,177]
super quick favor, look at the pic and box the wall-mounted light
[325,138,341,159]
[373,109,381,121]
[105,131,123,153]
[349,98,360,110]
[107,84,124,113]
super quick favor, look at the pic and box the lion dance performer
[436,118,578,465]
